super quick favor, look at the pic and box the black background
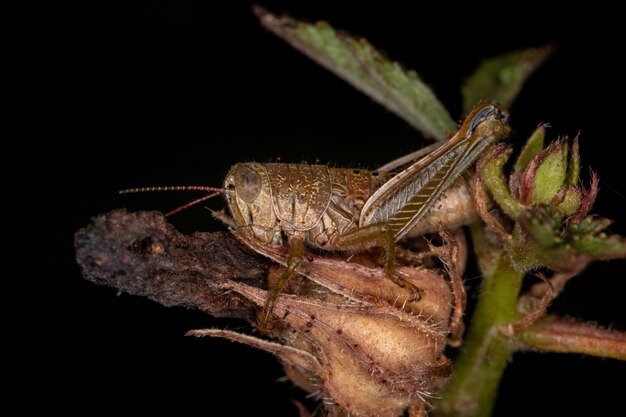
[19,2,626,416]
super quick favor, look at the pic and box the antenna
[119,186,226,217]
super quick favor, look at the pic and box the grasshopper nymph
[121,102,510,326]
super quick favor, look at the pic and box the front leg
[332,223,420,300]
[260,233,305,329]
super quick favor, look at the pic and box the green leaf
[462,45,554,113]
[255,7,456,140]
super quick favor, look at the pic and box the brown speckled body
[224,163,389,249]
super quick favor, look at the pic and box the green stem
[436,250,523,417]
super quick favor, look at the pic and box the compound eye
[235,165,261,203]
[467,105,496,135]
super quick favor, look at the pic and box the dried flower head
[189,233,463,417]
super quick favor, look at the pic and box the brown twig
[74,209,270,322]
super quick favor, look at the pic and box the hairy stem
[518,315,626,360]
[436,251,523,417]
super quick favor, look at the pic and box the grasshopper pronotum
[122,102,510,325]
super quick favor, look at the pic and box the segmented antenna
[119,186,225,217]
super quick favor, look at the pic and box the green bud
[532,141,568,205]
[556,186,582,216]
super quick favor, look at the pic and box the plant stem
[436,253,523,417]
[518,315,626,360]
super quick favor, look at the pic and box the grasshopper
[121,102,510,325]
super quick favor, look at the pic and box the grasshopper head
[465,103,511,141]
[224,163,280,243]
